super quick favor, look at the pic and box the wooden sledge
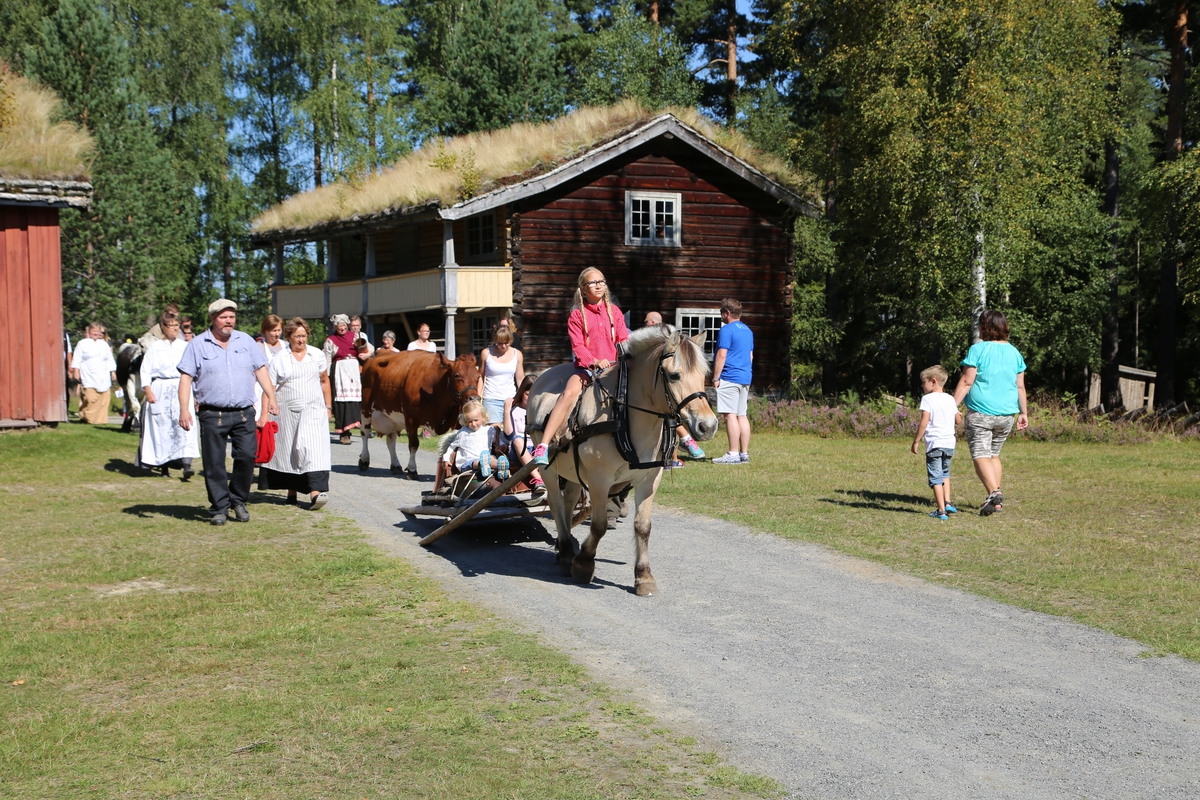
[413,459,546,546]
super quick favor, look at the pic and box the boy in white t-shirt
[911,365,962,520]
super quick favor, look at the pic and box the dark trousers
[198,406,256,516]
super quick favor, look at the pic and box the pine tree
[25,0,199,338]
[574,1,699,108]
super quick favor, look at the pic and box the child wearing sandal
[530,268,630,466]
[911,365,962,520]
[444,400,505,478]
[504,375,545,497]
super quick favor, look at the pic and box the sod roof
[251,101,817,243]
[0,69,93,185]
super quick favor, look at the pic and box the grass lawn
[0,423,780,799]
[657,432,1200,660]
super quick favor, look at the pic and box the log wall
[513,144,793,392]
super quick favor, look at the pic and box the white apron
[136,339,200,467]
[264,346,332,475]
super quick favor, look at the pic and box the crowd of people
[66,266,1027,523]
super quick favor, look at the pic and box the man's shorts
[716,382,749,416]
[925,447,954,487]
[964,410,1015,459]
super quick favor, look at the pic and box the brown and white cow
[358,351,480,479]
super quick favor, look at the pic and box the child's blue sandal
[496,455,509,481]
[929,510,948,521]
[944,504,958,514]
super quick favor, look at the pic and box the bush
[746,396,1200,444]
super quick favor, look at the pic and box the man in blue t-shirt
[711,298,754,465]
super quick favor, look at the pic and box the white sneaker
[739,452,750,463]
[712,452,742,464]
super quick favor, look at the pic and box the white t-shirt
[408,340,437,352]
[74,337,117,391]
[919,392,959,452]
[444,425,493,470]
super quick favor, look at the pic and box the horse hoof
[557,552,574,576]
[390,465,402,475]
[405,469,418,480]
[358,460,369,473]
[635,579,658,597]
[571,558,596,584]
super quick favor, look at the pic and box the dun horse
[527,326,718,596]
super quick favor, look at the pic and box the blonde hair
[572,268,616,346]
[920,365,949,387]
[459,399,486,426]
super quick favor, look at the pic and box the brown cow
[358,351,480,478]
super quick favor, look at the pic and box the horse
[358,351,481,479]
[115,342,144,432]
[527,326,718,596]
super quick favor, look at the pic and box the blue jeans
[925,447,954,487]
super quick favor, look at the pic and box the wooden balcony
[273,266,512,319]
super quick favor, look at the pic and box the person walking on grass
[643,311,707,466]
[953,309,1029,516]
[911,365,962,520]
[73,322,117,425]
[711,299,753,465]
[137,312,199,480]
[178,299,279,527]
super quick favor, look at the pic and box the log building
[250,107,818,393]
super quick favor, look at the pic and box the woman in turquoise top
[952,310,1028,516]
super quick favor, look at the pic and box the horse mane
[624,325,711,377]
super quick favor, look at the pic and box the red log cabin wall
[513,142,793,392]
[0,205,67,425]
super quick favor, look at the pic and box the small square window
[471,314,498,354]
[467,214,496,259]
[675,308,722,359]
[626,191,681,247]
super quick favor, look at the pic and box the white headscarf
[329,313,350,327]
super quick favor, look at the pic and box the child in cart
[503,375,546,498]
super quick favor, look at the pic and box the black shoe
[980,492,1000,517]
[160,466,170,477]
[182,467,194,481]
[211,513,227,526]
[232,505,250,523]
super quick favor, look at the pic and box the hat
[208,298,237,316]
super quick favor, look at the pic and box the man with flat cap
[178,299,280,526]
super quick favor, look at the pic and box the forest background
[1,0,1197,407]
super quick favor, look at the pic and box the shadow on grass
[104,458,156,478]
[123,504,210,522]
[819,488,929,514]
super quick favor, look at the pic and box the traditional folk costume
[252,339,285,419]
[75,336,117,424]
[323,317,362,439]
[257,345,332,494]
[135,337,200,470]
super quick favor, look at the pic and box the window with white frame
[466,213,496,259]
[625,191,681,247]
[675,308,722,359]
[470,314,498,354]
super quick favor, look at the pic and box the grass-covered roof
[252,101,813,238]
[0,68,93,182]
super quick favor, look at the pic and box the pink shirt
[568,300,629,368]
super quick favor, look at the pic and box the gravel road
[329,436,1200,800]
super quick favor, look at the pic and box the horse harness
[566,345,708,473]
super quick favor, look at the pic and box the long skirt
[258,468,329,493]
[135,377,200,467]
[79,387,112,424]
[332,358,362,433]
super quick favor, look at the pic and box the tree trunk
[1101,138,1122,409]
[331,59,341,178]
[314,129,324,271]
[1157,0,1188,407]
[367,43,376,173]
[725,3,737,123]
[970,216,986,344]
[222,239,232,300]
[822,178,839,398]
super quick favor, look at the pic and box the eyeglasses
[584,279,606,287]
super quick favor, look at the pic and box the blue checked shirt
[177,328,267,409]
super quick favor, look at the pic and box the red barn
[250,106,818,394]
[0,179,91,428]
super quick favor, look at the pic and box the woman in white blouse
[407,322,437,352]
[253,314,286,419]
[136,314,200,478]
[73,322,117,424]
[258,317,333,509]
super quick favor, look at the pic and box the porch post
[362,233,375,327]
[272,244,284,314]
[440,219,459,359]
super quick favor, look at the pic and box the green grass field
[0,424,779,799]
[657,433,1200,660]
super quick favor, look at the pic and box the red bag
[255,420,279,465]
